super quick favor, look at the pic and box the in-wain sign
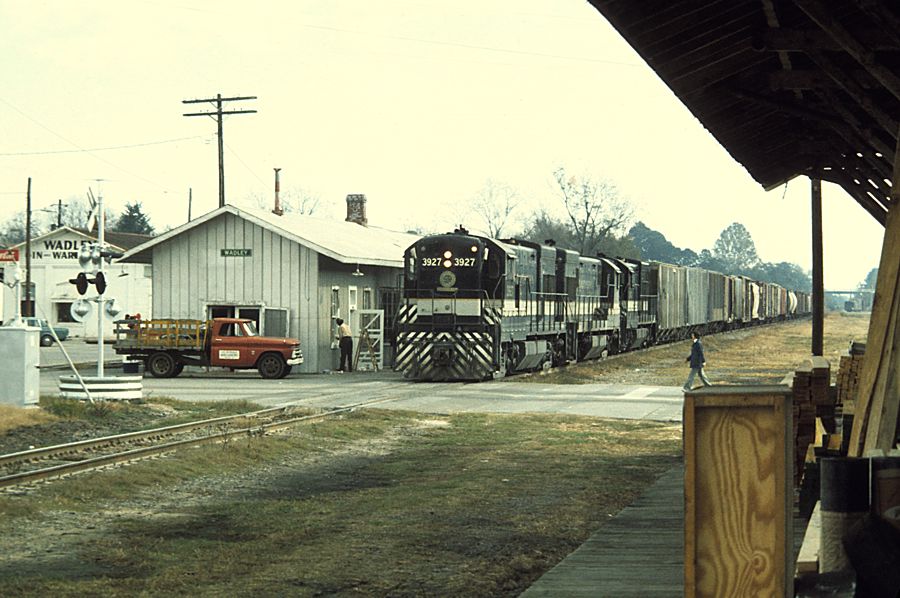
[0,248,20,262]
[221,248,252,257]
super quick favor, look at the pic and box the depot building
[1,227,153,338]
[118,195,419,373]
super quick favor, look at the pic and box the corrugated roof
[120,205,419,267]
[587,0,899,225]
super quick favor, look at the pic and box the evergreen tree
[112,201,155,235]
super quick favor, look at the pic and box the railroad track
[0,396,401,490]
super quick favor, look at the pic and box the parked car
[2,317,70,346]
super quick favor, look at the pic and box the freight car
[394,228,810,381]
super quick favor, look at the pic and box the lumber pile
[835,342,866,414]
[790,358,833,488]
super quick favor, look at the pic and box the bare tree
[465,179,521,238]
[249,187,323,216]
[551,167,633,255]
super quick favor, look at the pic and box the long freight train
[394,227,810,381]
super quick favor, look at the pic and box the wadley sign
[17,235,95,263]
[220,248,252,257]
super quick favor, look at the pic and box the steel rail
[0,397,401,489]
[0,405,292,469]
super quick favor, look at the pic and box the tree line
[0,198,155,247]
[458,168,813,292]
[2,168,864,294]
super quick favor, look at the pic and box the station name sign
[220,248,252,257]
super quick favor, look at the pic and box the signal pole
[25,177,32,318]
[182,94,257,208]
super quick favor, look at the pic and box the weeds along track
[0,396,402,490]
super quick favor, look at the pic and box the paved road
[40,347,685,421]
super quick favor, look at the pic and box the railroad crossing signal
[69,243,112,295]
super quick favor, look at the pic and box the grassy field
[0,410,680,597]
[526,312,870,387]
[0,311,868,596]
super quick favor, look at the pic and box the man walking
[683,331,711,392]
[336,318,353,372]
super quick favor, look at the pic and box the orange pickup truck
[114,318,303,379]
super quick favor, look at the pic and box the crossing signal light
[94,272,106,295]
[68,271,107,295]
[70,272,89,295]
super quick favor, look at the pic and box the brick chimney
[345,194,367,226]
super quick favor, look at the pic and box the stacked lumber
[790,358,833,488]
[835,342,866,414]
[791,362,815,488]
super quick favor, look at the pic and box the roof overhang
[588,0,898,225]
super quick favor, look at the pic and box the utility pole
[182,94,257,208]
[188,188,193,222]
[25,177,32,317]
[56,199,65,229]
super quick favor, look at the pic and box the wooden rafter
[793,0,900,102]
[806,51,899,134]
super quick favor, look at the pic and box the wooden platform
[522,465,810,597]
[522,467,685,597]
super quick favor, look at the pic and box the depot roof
[587,0,898,225]
[119,204,419,268]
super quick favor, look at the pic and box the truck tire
[40,334,54,347]
[147,352,177,378]
[257,353,287,379]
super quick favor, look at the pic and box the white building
[1,227,153,337]
[119,197,419,373]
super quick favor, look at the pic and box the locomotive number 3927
[421,257,476,267]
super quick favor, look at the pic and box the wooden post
[684,386,793,597]
[811,178,824,356]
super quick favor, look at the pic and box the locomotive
[394,227,810,381]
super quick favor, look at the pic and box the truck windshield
[241,322,258,336]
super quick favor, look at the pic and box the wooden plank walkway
[521,466,685,597]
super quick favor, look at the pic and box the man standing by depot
[336,318,353,372]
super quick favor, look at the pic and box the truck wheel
[279,366,292,379]
[40,334,54,347]
[257,353,287,379]
[147,352,177,378]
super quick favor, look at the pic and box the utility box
[684,386,793,598]
[0,325,40,406]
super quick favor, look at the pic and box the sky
[0,0,886,290]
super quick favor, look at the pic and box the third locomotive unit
[394,227,810,381]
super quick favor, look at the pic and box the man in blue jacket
[683,331,712,392]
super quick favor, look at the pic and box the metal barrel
[819,457,869,572]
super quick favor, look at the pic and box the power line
[224,141,267,188]
[0,95,172,191]
[0,135,209,156]
[183,94,257,208]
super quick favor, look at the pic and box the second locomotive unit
[394,227,809,381]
